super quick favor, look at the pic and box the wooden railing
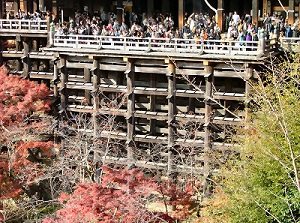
[0,19,48,33]
[280,37,300,51]
[53,34,275,56]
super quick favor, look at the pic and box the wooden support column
[288,0,295,25]
[150,74,156,135]
[39,0,45,12]
[203,61,213,196]
[59,57,68,112]
[22,38,30,78]
[252,0,258,28]
[32,39,39,51]
[23,0,28,13]
[52,57,60,117]
[52,0,58,21]
[178,0,185,29]
[117,0,123,24]
[33,0,38,12]
[14,0,20,15]
[84,68,91,104]
[245,66,253,124]
[124,57,135,166]
[15,36,22,71]
[92,59,100,138]
[217,0,224,32]
[166,59,176,177]
[263,0,268,15]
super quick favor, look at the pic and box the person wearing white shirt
[232,11,240,25]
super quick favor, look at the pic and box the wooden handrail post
[124,37,126,51]
[258,38,265,55]
[148,38,151,51]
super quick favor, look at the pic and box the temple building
[0,0,294,178]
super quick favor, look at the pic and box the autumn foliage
[43,166,194,223]
[0,66,50,127]
[0,66,53,221]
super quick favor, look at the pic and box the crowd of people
[54,9,300,45]
[4,7,300,43]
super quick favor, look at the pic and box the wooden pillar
[117,0,123,24]
[22,38,30,78]
[217,0,224,32]
[203,61,213,196]
[84,68,91,104]
[92,59,100,138]
[245,66,253,123]
[59,57,68,111]
[263,0,268,15]
[252,0,258,28]
[124,57,135,166]
[261,0,268,17]
[150,74,156,135]
[267,0,271,15]
[33,0,38,12]
[178,0,185,29]
[14,0,20,15]
[15,36,22,71]
[52,58,60,117]
[166,59,176,177]
[52,0,58,21]
[147,0,154,16]
[288,0,295,25]
[32,39,37,51]
[23,0,28,13]
[39,0,45,12]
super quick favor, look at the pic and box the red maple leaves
[44,166,194,223]
[0,66,51,127]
